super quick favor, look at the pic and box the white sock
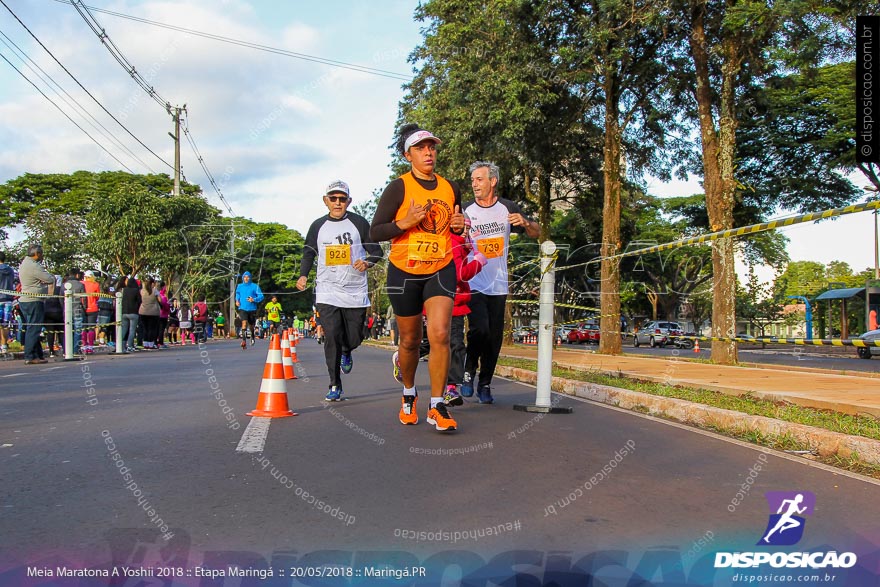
[403,386,416,397]
[430,397,443,409]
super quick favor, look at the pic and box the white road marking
[235,417,271,453]
[1,373,26,378]
[41,366,65,371]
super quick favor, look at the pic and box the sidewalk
[501,345,880,419]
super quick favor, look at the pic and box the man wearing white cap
[297,180,383,401]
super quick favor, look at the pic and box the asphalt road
[1,339,878,586]
[554,341,880,373]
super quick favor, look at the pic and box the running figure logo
[758,491,816,546]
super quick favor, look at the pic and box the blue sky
[0,0,874,283]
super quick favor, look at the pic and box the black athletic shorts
[386,262,456,318]
[237,310,257,324]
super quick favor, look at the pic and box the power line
[0,29,156,173]
[69,0,170,110]
[51,0,414,82]
[0,49,136,173]
[0,0,175,171]
[181,111,235,216]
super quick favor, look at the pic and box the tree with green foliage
[663,0,865,364]
[736,62,862,207]
[776,260,827,297]
[86,182,219,278]
[554,0,687,355]
[0,171,199,229]
[620,195,715,322]
[399,0,600,230]
[737,267,786,342]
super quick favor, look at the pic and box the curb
[500,350,880,419]
[494,365,880,467]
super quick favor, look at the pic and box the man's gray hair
[469,161,500,182]
[26,243,43,257]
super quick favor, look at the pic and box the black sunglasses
[326,195,349,203]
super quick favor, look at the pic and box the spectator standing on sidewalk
[138,277,161,350]
[0,251,15,354]
[167,298,180,344]
[179,301,194,345]
[81,271,100,354]
[64,268,86,356]
[120,277,141,353]
[157,281,170,348]
[193,295,208,343]
[18,244,54,364]
[386,306,398,346]
[44,276,64,357]
[96,281,115,347]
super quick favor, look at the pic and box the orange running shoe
[399,394,418,425]
[427,402,457,432]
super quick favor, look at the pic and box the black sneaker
[476,385,494,404]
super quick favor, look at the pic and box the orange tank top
[83,280,100,313]
[389,172,455,274]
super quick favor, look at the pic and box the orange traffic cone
[280,331,296,380]
[247,334,296,418]
[289,329,299,364]
[694,339,700,353]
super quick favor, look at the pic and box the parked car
[512,327,536,343]
[556,324,578,341]
[633,321,683,348]
[567,322,600,345]
[856,328,880,359]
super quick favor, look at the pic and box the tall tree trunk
[599,66,622,355]
[690,0,738,364]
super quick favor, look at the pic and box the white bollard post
[115,291,123,355]
[514,240,572,414]
[63,282,76,361]
[536,240,556,407]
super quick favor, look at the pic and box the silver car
[633,321,683,348]
[856,328,880,359]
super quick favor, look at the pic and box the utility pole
[230,220,236,333]
[166,103,186,196]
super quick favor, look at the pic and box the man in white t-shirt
[297,180,384,401]
[462,161,539,403]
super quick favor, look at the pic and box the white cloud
[279,94,320,116]
[279,22,321,52]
